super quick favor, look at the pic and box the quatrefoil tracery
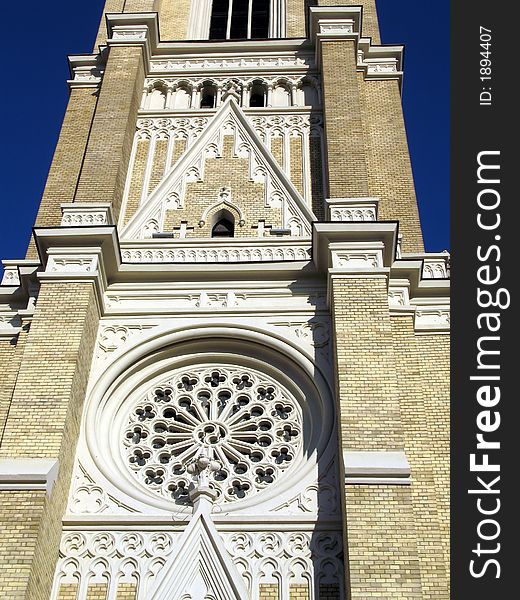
[123,365,303,505]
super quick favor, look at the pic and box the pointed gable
[149,508,249,600]
[121,98,315,241]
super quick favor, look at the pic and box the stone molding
[67,54,105,90]
[0,458,59,496]
[326,197,379,222]
[0,260,40,338]
[28,223,449,332]
[343,451,411,485]
[60,203,114,227]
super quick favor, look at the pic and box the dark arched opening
[212,217,235,238]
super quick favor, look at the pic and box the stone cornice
[29,220,449,333]
[0,260,39,339]
[0,459,59,496]
[80,11,401,88]
[67,52,106,90]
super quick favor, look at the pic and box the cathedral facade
[0,2,450,599]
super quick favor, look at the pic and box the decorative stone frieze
[415,306,451,332]
[60,203,114,227]
[150,54,314,74]
[120,242,311,263]
[1,264,20,286]
[326,197,379,222]
[329,241,385,270]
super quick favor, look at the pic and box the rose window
[123,365,303,505]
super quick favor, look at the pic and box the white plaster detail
[61,203,114,227]
[68,462,134,515]
[1,264,21,286]
[120,242,311,263]
[52,530,177,598]
[270,319,331,364]
[222,530,343,596]
[46,255,98,274]
[0,312,22,338]
[414,307,451,331]
[343,451,411,485]
[326,198,379,222]
[319,21,354,35]
[330,242,384,270]
[150,55,313,74]
[0,458,59,496]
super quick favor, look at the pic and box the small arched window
[211,209,236,237]
[249,82,267,107]
[200,84,216,108]
[212,217,235,237]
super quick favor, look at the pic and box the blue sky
[0,0,449,264]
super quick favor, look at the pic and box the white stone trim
[326,197,379,222]
[1,264,20,286]
[67,55,104,90]
[0,458,59,496]
[343,451,411,485]
[329,241,385,270]
[60,203,114,227]
[0,311,22,339]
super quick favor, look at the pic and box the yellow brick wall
[391,316,449,599]
[359,77,424,251]
[416,332,450,579]
[286,0,306,38]
[159,136,283,237]
[148,138,169,195]
[0,283,99,600]
[57,583,79,599]
[331,277,403,450]
[171,138,187,166]
[86,583,109,599]
[290,136,304,197]
[321,41,369,199]
[26,88,98,258]
[157,0,191,40]
[289,583,309,599]
[330,276,426,598]
[123,136,151,226]
[116,583,138,599]
[259,583,279,599]
[0,490,47,598]
[345,484,423,598]
[125,0,156,12]
[0,328,28,440]
[74,46,145,223]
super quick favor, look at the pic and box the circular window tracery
[123,364,303,505]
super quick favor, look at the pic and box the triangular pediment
[121,98,315,240]
[149,507,249,600]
